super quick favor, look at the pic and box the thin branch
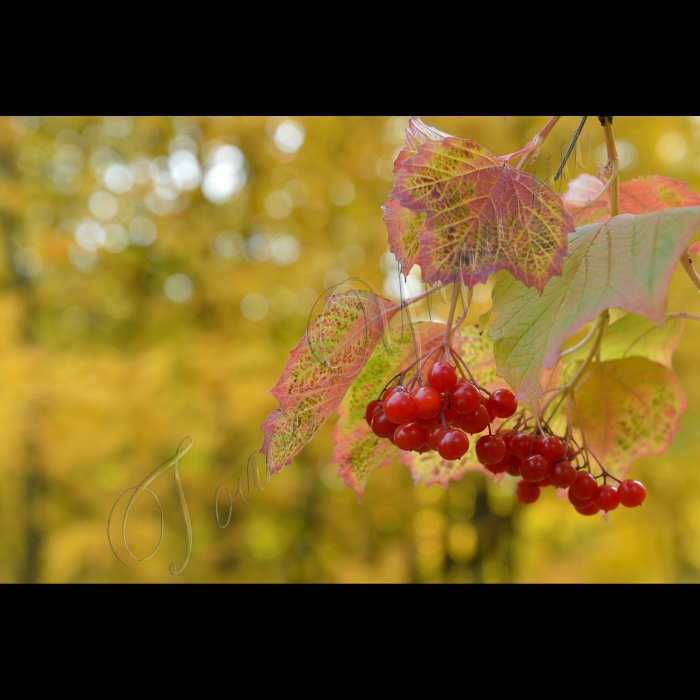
[680,252,700,293]
[667,312,700,322]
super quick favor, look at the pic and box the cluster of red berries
[488,428,647,516]
[364,361,518,461]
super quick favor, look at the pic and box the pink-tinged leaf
[383,117,451,277]
[567,175,700,227]
[331,321,446,500]
[261,288,400,471]
[572,357,686,477]
[382,198,425,277]
[488,206,700,410]
[390,137,574,291]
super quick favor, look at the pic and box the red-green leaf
[570,357,686,477]
[389,137,574,291]
[261,288,400,471]
[566,174,700,227]
[383,117,451,277]
[487,207,700,410]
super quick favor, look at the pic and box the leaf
[260,287,400,471]
[570,357,686,477]
[487,207,700,410]
[566,174,700,227]
[389,137,574,291]
[383,117,451,277]
[565,313,684,370]
[331,321,446,500]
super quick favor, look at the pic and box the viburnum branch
[540,310,610,420]
[602,116,620,217]
[444,283,461,345]
[679,251,700,293]
[496,116,561,169]
[450,286,473,335]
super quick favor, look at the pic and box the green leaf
[565,313,684,370]
[487,207,700,410]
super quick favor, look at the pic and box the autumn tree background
[1,115,700,583]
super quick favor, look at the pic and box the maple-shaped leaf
[389,137,574,291]
[569,357,686,478]
[331,321,446,500]
[487,206,700,410]
[260,288,400,471]
[382,117,451,277]
[565,174,700,228]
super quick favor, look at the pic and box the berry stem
[601,116,620,217]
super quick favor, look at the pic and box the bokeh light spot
[328,179,356,206]
[241,293,269,321]
[13,248,42,277]
[164,274,193,302]
[89,191,119,220]
[273,120,305,154]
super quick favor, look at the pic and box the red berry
[538,472,553,487]
[384,391,417,424]
[487,453,510,474]
[568,490,592,509]
[575,502,600,516]
[426,424,446,451]
[566,442,576,460]
[505,454,522,476]
[443,402,459,426]
[549,461,577,489]
[570,471,599,500]
[371,410,396,439]
[414,443,433,453]
[533,435,564,463]
[452,382,481,414]
[475,434,507,465]
[364,400,382,427]
[456,405,490,434]
[382,385,402,403]
[593,484,620,512]
[436,429,470,460]
[520,455,549,482]
[427,361,458,393]
[394,422,427,451]
[413,386,443,419]
[486,389,518,418]
[510,432,535,459]
[516,480,540,504]
[618,479,646,507]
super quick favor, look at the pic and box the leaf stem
[680,251,700,293]
[560,321,599,358]
[667,311,700,321]
[498,116,561,169]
